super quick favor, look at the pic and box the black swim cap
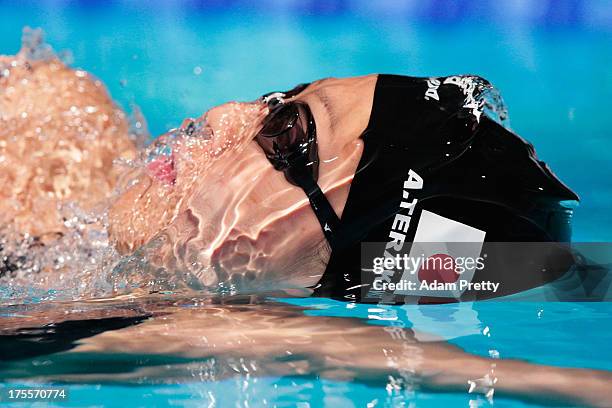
[313,74,579,303]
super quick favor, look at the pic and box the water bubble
[193,66,203,75]
[21,27,56,61]
[57,49,74,65]
[467,372,496,403]
[127,104,149,148]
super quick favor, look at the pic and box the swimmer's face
[109,76,376,292]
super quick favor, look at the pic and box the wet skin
[1,52,611,407]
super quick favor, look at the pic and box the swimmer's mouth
[146,153,176,185]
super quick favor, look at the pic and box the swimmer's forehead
[283,77,337,99]
[283,77,340,119]
[283,76,376,104]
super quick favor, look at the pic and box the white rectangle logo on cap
[394,210,486,298]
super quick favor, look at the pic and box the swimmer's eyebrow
[312,87,337,134]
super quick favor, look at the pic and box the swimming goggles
[256,85,340,247]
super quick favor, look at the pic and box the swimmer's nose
[205,103,231,125]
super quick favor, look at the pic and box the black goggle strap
[256,97,340,249]
[292,167,341,249]
[261,83,311,104]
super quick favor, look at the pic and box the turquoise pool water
[0,1,611,407]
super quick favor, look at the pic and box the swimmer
[1,40,610,408]
[1,40,580,300]
[107,75,579,302]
